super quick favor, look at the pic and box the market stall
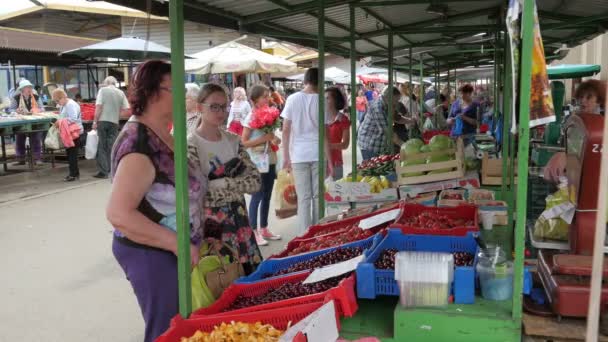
[0,112,58,171]
[105,0,608,340]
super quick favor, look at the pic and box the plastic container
[157,302,328,342]
[356,229,479,304]
[476,248,513,301]
[395,251,454,307]
[191,271,358,318]
[480,211,495,230]
[236,235,377,283]
[392,203,479,236]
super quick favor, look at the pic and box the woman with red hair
[545,79,606,182]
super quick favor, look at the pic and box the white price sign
[302,255,364,284]
[358,208,401,230]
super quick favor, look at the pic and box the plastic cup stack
[394,251,453,308]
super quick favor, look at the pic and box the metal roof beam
[308,12,388,51]
[183,1,242,21]
[542,14,608,30]
[242,0,362,24]
[393,25,497,35]
[265,0,291,11]
[356,6,499,39]
[355,0,492,6]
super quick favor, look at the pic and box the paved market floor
[0,147,360,341]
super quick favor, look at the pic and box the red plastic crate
[191,271,358,318]
[422,130,451,144]
[392,203,479,236]
[156,302,328,342]
[294,202,401,242]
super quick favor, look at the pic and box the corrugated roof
[103,0,608,72]
[0,27,100,53]
[0,26,99,65]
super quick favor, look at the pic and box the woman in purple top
[447,84,479,137]
[106,60,205,342]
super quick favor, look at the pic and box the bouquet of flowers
[248,105,281,152]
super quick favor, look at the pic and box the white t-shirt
[281,91,331,163]
[227,100,251,126]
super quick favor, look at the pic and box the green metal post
[419,55,424,113]
[387,31,394,151]
[512,0,535,321]
[318,0,326,219]
[169,0,191,318]
[350,5,357,182]
[409,48,413,115]
[501,37,511,201]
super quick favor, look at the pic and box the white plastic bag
[85,130,98,160]
[44,125,62,150]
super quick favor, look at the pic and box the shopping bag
[44,125,63,150]
[85,130,98,160]
[249,144,270,173]
[452,116,464,136]
[274,169,297,219]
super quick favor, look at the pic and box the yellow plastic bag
[533,180,570,241]
[274,169,297,218]
[191,243,231,311]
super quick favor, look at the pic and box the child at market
[241,84,282,246]
[188,83,263,274]
[326,86,350,180]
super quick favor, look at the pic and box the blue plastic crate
[356,229,479,304]
[236,235,378,284]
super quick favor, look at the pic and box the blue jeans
[361,149,378,161]
[249,165,276,230]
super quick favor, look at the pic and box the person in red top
[355,89,368,124]
[326,87,350,180]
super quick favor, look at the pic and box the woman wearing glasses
[188,83,263,275]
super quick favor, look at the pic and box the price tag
[302,255,364,284]
[358,208,401,230]
[279,301,339,342]
[349,182,371,197]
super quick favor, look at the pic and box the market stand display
[0,112,58,171]
[99,0,608,340]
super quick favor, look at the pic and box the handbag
[44,125,63,150]
[249,143,270,173]
[202,242,245,300]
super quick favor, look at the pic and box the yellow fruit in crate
[356,174,363,182]
[361,176,373,184]
[379,176,390,189]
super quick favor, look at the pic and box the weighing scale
[537,113,606,318]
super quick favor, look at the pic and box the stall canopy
[185,41,297,74]
[547,64,601,80]
[61,36,177,60]
[107,0,608,75]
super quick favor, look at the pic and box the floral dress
[188,130,263,274]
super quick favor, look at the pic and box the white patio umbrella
[185,41,297,74]
[287,67,351,84]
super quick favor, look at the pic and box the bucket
[476,248,513,301]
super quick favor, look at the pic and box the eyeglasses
[160,86,172,93]
[201,103,228,113]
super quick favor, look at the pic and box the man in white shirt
[281,68,333,233]
[93,76,129,178]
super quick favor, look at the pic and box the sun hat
[17,79,34,91]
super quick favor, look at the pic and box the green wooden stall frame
[149,0,595,340]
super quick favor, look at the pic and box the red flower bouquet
[249,105,281,152]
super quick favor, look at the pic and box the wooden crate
[481,153,518,185]
[396,138,465,185]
